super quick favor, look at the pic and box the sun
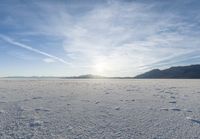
[92,56,114,75]
[93,60,109,75]
[94,62,106,73]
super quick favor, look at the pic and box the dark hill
[135,64,200,79]
[62,74,107,79]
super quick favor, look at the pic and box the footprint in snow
[29,119,43,127]
[120,99,134,102]
[159,90,165,93]
[169,101,176,104]
[170,108,181,111]
[165,91,173,94]
[23,99,29,102]
[115,107,120,110]
[160,108,169,111]
[186,117,200,124]
[160,108,181,111]
[81,100,90,102]
[34,107,50,112]
[183,109,192,112]
[32,97,43,100]
[95,101,100,104]
[126,89,134,92]
[168,87,177,90]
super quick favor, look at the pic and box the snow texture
[0,79,200,139]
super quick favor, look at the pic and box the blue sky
[0,0,200,77]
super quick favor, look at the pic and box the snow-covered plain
[0,79,200,139]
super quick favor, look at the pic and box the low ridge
[135,64,200,79]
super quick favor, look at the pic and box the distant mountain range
[62,74,133,79]
[62,74,106,79]
[3,64,200,79]
[3,74,133,79]
[135,64,200,79]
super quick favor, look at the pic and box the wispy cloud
[43,58,56,63]
[0,34,69,65]
[60,1,200,75]
[1,0,200,76]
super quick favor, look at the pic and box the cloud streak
[0,34,69,65]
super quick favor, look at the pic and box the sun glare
[94,63,106,73]
[93,60,109,75]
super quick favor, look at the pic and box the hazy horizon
[1,0,200,77]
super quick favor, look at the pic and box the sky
[0,0,200,77]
